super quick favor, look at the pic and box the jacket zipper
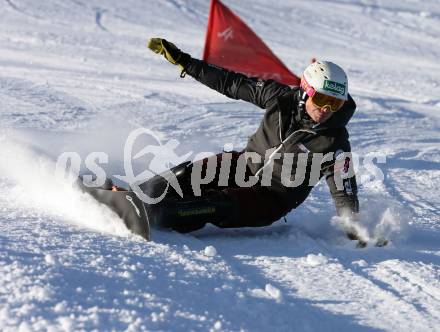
[254,111,316,177]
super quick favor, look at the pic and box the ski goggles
[301,77,345,112]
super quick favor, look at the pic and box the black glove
[147,38,190,71]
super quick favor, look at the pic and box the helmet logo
[323,80,345,96]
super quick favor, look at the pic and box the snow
[264,284,283,303]
[204,245,218,257]
[0,0,440,331]
[304,253,329,267]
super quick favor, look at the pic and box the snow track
[0,0,439,331]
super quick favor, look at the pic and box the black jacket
[184,59,359,216]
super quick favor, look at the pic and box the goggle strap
[301,76,316,97]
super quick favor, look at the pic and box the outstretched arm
[184,58,291,109]
[147,38,290,109]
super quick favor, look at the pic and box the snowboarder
[143,38,360,238]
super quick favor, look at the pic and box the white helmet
[301,61,348,101]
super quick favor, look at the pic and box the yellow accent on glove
[147,38,186,71]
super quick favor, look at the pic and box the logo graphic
[256,80,264,87]
[218,27,233,41]
[343,157,351,174]
[343,178,353,195]
[323,80,345,96]
[177,207,216,217]
[115,128,192,204]
[125,195,141,217]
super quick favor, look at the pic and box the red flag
[203,0,300,86]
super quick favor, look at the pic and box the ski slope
[1,0,440,331]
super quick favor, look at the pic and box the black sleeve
[322,135,360,216]
[326,171,359,217]
[184,58,291,109]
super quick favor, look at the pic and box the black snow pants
[142,151,291,233]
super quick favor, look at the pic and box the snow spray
[0,132,131,237]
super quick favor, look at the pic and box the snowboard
[77,178,150,241]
